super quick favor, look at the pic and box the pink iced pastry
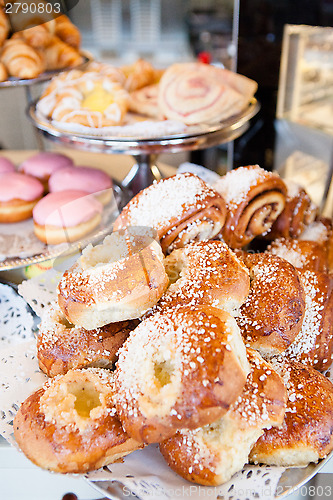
[0,172,44,223]
[19,152,74,184]
[33,190,103,227]
[0,172,44,202]
[0,157,16,174]
[48,165,113,205]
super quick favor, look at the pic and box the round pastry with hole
[160,348,287,486]
[0,172,44,223]
[37,301,138,377]
[249,356,333,467]
[57,227,169,330]
[33,190,103,244]
[114,305,250,444]
[236,252,306,356]
[13,368,143,473]
[149,240,250,317]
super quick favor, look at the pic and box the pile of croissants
[0,3,83,82]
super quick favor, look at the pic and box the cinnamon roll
[213,165,287,249]
[114,173,227,255]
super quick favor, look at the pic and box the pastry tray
[27,98,260,156]
[0,53,91,89]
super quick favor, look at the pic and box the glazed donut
[236,253,306,356]
[33,190,103,245]
[13,368,143,473]
[249,357,333,467]
[0,172,44,223]
[160,349,287,486]
[114,305,250,444]
[114,173,227,255]
[267,237,328,273]
[37,301,138,377]
[57,228,169,330]
[37,71,129,128]
[48,165,113,205]
[0,156,15,174]
[283,269,333,372]
[149,240,250,317]
[19,152,74,191]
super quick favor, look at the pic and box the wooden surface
[0,149,177,183]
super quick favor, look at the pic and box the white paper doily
[0,283,35,348]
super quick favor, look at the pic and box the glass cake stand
[28,98,260,195]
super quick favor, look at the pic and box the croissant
[0,61,8,81]
[1,37,45,79]
[53,14,81,49]
[18,24,54,49]
[0,7,10,47]
[44,35,83,71]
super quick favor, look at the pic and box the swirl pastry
[114,173,227,254]
[58,228,169,330]
[13,368,143,473]
[160,349,287,486]
[250,357,333,467]
[128,83,160,118]
[267,180,318,240]
[267,238,328,273]
[1,37,45,79]
[158,62,257,125]
[114,305,250,444]
[283,269,333,371]
[37,301,138,377]
[213,165,287,249]
[236,253,305,356]
[150,240,250,317]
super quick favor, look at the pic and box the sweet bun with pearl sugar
[48,165,113,205]
[160,348,287,486]
[37,301,138,377]
[13,368,143,473]
[249,357,333,467]
[236,252,306,356]
[114,305,250,444]
[33,190,103,244]
[0,172,44,223]
[57,227,169,330]
[149,240,250,317]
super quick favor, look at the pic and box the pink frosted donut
[19,152,74,187]
[49,166,113,205]
[0,156,15,175]
[33,190,103,244]
[0,172,44,223]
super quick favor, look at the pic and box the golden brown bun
[13,368,143,473]
[58,228,169,330]
[283,269,333,371]
[0,197,42,223]
[37,301,138,377]
[114,173,227,255]
[268,237,328,273]
[267,180,317,240]
[237,253,305,356]
[250,357,333,466]
[33,211,102,245]
[149,240,250,317]
[213,165,287,249]
[114,305,250,444]
[160,349,287,486]
[1,36,45,79]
